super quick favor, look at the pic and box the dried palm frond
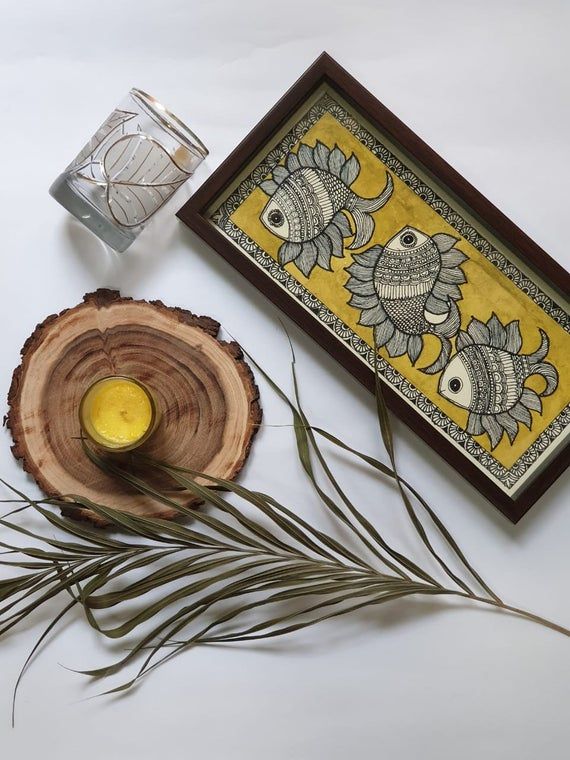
[0,341,567,725]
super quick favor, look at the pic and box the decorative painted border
[211,92,569,491]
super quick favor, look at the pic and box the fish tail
[421,336,452,375]
[347,171,393,214]
[526,329,549,364]
[346,172,393,250]
[347,207,375,250]
[431,299,461,339]
[531,361,558,396]
[524,329,557,395]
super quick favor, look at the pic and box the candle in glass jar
[79,376,159,451]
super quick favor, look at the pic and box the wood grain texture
[6,290,261,525]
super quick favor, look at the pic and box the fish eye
[449,378,462,393]
[268,210,284,227]
[400,232,417,248]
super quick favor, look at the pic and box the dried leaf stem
[0,342,567,724]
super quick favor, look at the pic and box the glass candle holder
[50,89,208,252]
[79,376,160,452]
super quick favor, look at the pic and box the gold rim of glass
[79,375,160,453]
[131,88,209,160]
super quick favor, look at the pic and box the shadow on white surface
[62,212,182,292]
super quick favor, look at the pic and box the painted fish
[439,314,558,448]
[260,140,393,276]
[345,226,468,373]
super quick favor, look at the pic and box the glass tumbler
[50,89,208,252]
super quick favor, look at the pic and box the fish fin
[272,165,289,184]
[421,336,451,375]
[359,302,387,326]
[432,280,462,301]
[432,233,459,253]
[504,320,522,353]
[487,313,506,349]
[407,335,423,365]
[313,141,331,170]
[331,211,352,238]
[527,329,549,364]
[286,152,301,173]
[316,250,333,271]
[466,412,484,436]
[466,318,490,345]
[260,179,278,196]
[328,145,347,177]
[531,361,558,396]
[314,233,333,271]
[347,208,375,250]
[510,402,532,429]
[456,330,474,351]
[340,154,360,185]
[346,261,374,282]
[295,240,318,277]
[324,224,344,258]
[520,387,542,413]
[346,276,376,296]
[438,267,466,285]
[349,293,378,309]
[481,415,503,449]
[440,247,468,268]
[496,412,519,444]
[297,143,315,168]
[386,328,409,358]
[374,320,395,347]
[352,246,382,267]
[279,241,302,266]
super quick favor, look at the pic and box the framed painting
[178,52,569,523]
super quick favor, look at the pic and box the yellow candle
[79,376,158,451]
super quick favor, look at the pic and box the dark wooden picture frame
[178,52,569,523]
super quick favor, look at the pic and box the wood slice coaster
[6,290,261,525]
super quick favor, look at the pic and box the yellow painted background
[230,112,569,469]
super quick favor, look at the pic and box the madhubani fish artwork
[439,314,558,449]
[345,226,467,373]
[260,141,394,276]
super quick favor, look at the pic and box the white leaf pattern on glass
[69,109,137,178]
[102,134,190,227]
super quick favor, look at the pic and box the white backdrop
[0,1,568,758]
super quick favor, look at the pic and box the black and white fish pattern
[260,141,393,276]
[345,226,467,373]
[439,314,558,448]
